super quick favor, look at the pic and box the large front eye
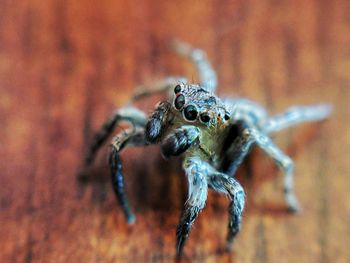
[184,105,198,121]
[174,94,185,110]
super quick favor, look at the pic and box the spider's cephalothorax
[82,40,332,257]
[152,83,233,165]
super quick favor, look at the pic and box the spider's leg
[262,104,332,134]
[131,77,187,102]
[176,157,209,257]
[171,40,217,92]
[109,127,146,224]
[224,123,300,212]
[208,173,245,250]
[83,106,147,167]
[221,120,255,175]
[246,128,300,212]
[224,97,268,127]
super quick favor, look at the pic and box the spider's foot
[284,188,301,213]
[126,213,136,225]
[224,241,234,252]
[224,235,237,252]
[287,203,301,213]
[176,232,189,258]
[286,197,301,213]
[176,238,185,257]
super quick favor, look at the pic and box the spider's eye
[200,113,210,123]
[174,94,185,110]
[174,85,181,94]
[224,114,230,121]
[184,105,198,121]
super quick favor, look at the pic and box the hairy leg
[131,40,218,102]
[83,106,147,167]
[245,128,300,212]
[261,104,332,134]
[171,40,217,92]
[221,120,255,175]
[224,124,300,212]
[109,127,146,224]
[131,77,187,102]
[224,97,268,127]
[145,101,173,143]
[176,157,209,257]
[209,173,245,250]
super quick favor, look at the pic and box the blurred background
[1,0,350,262]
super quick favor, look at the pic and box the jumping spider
[81,41,332,256]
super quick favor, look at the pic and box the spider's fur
[81,40,332,257]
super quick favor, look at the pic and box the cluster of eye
[173,85,230,124]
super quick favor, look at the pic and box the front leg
[208,173,245,250]
[161,125,200,159]
[176,157,209,257]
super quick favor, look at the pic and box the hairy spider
[81,41,332,256]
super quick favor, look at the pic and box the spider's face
[172,84,231,128]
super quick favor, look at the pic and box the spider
[81,40,332,257]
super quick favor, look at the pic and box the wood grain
[1,0,350,262]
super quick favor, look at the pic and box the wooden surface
[1,0,350,262]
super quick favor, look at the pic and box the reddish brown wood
[1,0,350,262]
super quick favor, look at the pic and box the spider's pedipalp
[161,125,199,159]
[109,127,147,224]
